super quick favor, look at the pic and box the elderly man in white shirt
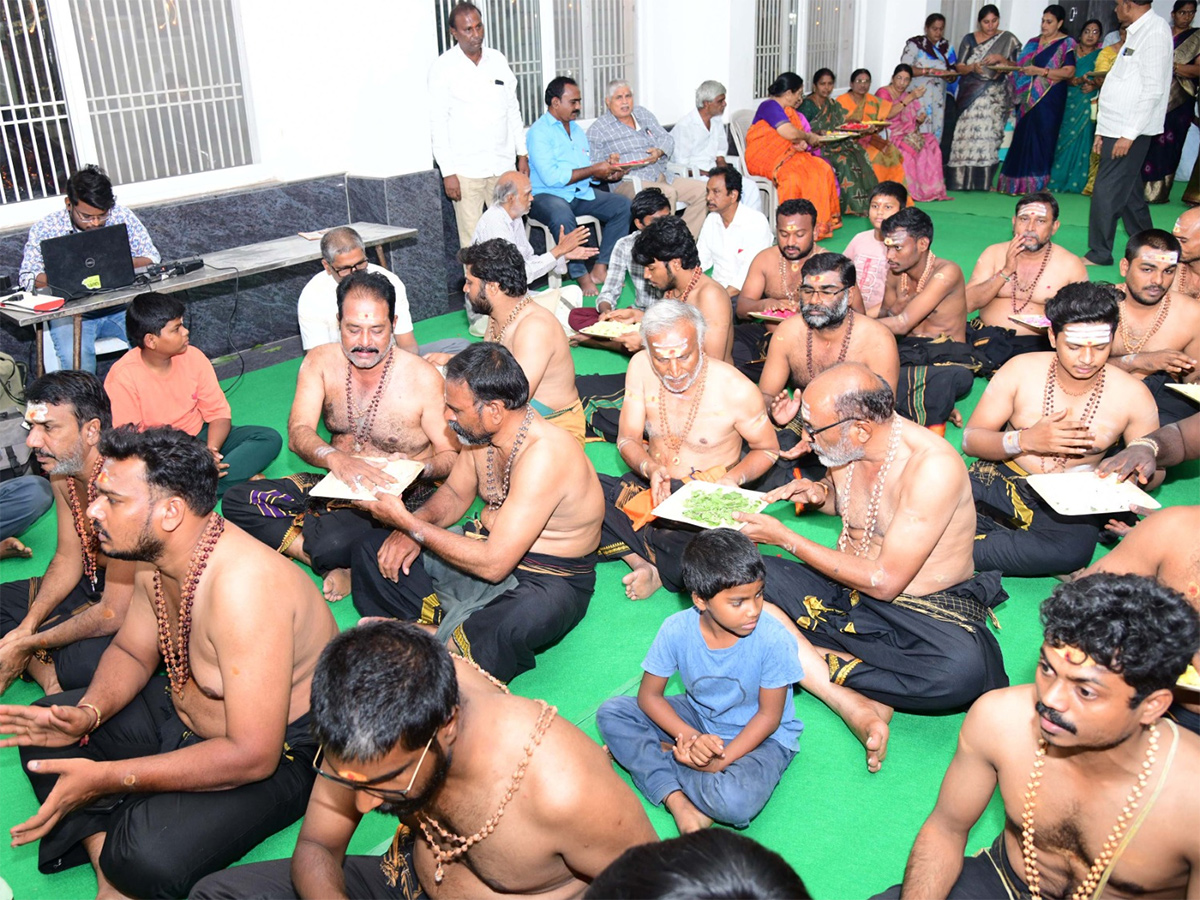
[696,166,775,299]
[297,227,415,351]
[1085,0,1172,266]
[471,171,596,331]
[428,2,528,249]
[670,80,762,213]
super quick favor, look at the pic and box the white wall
[635,0,757,124]
[0,0,438,229]
[854,2,928,88]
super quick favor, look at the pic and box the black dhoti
[577,372,627,442]
[221,473,433,575]
[351,523,596,682]
[732,321,772,382]
[1143,371,1198,427]
[970,459,1104,577]
[0,572,112,690]
[762,557,1008,711]
[597,472,706,594]
[872,835,1031,899]
[968,319,1050,376]
[20,678,316,900]
[894,335,979,427]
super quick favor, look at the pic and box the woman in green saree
[799,68,879,216]
[1048,18,1102,193]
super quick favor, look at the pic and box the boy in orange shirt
[105,293,281,496]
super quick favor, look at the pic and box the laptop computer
[40,223,136,300]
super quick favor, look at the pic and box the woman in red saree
[744,72,842,238]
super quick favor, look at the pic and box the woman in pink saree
[878,64,950,201]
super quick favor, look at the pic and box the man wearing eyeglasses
[297,227,417,352]
[735,362,1009,773]
[757,252,899,485]
[18,164,160,373]
[190,621,657,900]
[875,207,977,431]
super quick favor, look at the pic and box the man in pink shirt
[105,293,281,496]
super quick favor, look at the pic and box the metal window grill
[70,0,252,185]
[1,0,78,203]
[807,0,847,83]
[754,0,798,99]
[434,0,633,123]
[435,0,545,128]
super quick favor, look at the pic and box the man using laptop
[18,165,160,373]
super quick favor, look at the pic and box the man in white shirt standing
[428,2,528,249]
[696,166,775,299]
[1085,0,1172,266]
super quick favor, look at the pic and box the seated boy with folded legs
[596,529,803,833]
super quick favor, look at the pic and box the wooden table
[1,221,417,373]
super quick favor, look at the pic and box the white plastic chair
[525,215,602,289]
[727,109,778,220]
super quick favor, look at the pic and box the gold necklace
[1022,722,1160,900]
[487,296,533,343]
[417,700,557,884]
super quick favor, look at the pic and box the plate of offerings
[1009,314,1051,329]
[1025,471,1162,517]
[749,308,797,322]
[1178,664,1200,692]
[815,131,854,142]
[578,320,641,338]
[652,481,770,531]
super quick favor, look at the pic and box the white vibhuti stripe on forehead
[25,402,49,423]
[1140,250,1178,266]
[1060,323,1113,345]
[1019,203,1049,219]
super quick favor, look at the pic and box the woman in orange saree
[744,72,842,238]
[836,68,914,190]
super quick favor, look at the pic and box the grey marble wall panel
[383,171,448,322]
[0,172,442,367]
[346,177,388,229]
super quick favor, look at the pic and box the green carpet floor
[1,188,1196,899]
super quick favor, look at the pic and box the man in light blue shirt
[527,76,631,296]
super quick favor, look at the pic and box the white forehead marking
[1061,323,1113,345]
[1019,203,1049,219]
[1140,250,1178,266]
[24,402,49,423]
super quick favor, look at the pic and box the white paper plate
[651,480,769,531]
[1025,471,1161,517]
[310,457,425,502]
[1166,383,1200,404]
[579,320,640,338]
[749,309,796,322]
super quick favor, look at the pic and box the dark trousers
[350,529,596,682]
[970,460,1102,577]
[20,678,317,899]
[529,191,631,278]
[1086,135,1154,266]
[221,473,391,575]
[763,557,1009,711]
[197,423,282,499]
[597,472,699,593]
[190,850,422,899]
[0,573,112,690]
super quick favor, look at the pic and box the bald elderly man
[471,170,598,333]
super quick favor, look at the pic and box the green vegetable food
[679,488,762,527]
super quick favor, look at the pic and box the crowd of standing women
[745,2,1196,220]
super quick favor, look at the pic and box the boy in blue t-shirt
[596,529,804,832]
